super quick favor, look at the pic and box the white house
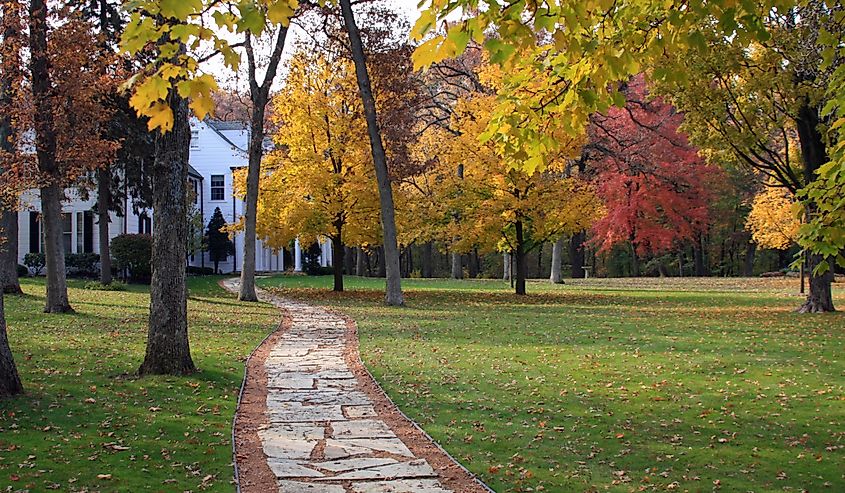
[16,118,332,274]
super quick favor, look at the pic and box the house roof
[207,120,247,132]
[205,119,248,153]
[188,164,203,180]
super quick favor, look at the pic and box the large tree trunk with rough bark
[796,100,835,312]
[550,236,564,284]
[0,0,21,295]
[0,293,22,398]
[138,92,195,376]
[97,168,112,285]
[30,0,71,313]
[40,187,72,312]
[570,231,585,278]
[339,0,402,305]
[0,210,20,294]
[515,220,527,295]
[331,223,344,292]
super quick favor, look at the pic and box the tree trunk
[550,236,564,284]
[467,249,478,278]
[515,220,526,295]
[800,254,806,295]
[630,242,640,278]
[421,241,433,278]
[678,251,684,277]
[503,252,511,280]
[798,253,835,313]
[331,224,344,292]
[343,246,355,275]
[30,0,71,313]
[0,292,22,398]
[238,105,265,301]
[40,185,72,312]
[570,230,585,278]
[138,91,195,376]
[795,100,835,312]
[355,247,365,276]
[743,241,756,277]
[0,210,20,294]
[240,26,288,301]
[97,168,112,285]
[376,246,386,278]
[339,0,403,305]
[0,0,21,295]
[450,251,462,279]
[536,243,543,278]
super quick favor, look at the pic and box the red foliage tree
[588,76,720,275]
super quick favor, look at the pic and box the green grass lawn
[259,275,845,493]
[0,276,279,492]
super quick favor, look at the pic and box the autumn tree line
[1,0,843,396]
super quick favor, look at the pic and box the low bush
[23,252,45,276]
[186,266,215,276]
[65,253,100,278]
[82,280,126,291]
[17,264,28,277]
[111,234,152,283]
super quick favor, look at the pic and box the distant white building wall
[14,118,297,274]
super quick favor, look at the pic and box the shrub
[111,234,152,283]
[83,280,126,291]
[23,252,46,276]
[17,264,28,277]
[303,243,324,275]
[66,253,100,278]
[186,266,215,276]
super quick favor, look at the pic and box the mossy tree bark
[138,91,196,376]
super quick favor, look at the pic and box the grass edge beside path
[0,276,279,492]
[258,275,845,493]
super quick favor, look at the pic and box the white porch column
[294,238,302,271]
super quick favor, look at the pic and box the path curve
[223,279,493,493]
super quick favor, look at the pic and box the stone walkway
[223,280,456,493]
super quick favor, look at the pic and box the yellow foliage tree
[421,89,603,295]
[746,187,801,251]
[234,49,381,292]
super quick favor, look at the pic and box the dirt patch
[233,310,290,493]
[336,310,493,493]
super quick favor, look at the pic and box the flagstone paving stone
[223,279,455,493]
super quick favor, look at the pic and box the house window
[190,129,200,149]
[61,213,72,253]
[29,212,40,253]
[77,211,94,253]
[138,212,152,235]
[76,212,84,253]
[211,175,225,201]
